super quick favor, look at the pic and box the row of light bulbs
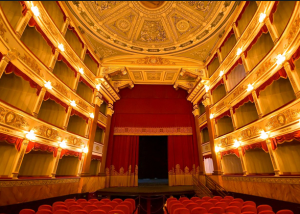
[25,130,89,153]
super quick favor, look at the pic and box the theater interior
[0,1,300,214]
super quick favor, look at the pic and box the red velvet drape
[270,130,300,150]
[0,133,23,151]
[242,141,268,155]
[44,91,69,112]
[235,1,250,27]
[225,58,243,80]
[79,76,94,92]
[60,149,82,160]
[210,79,224,95]
[220,149,239,159]
[57,53,78,77]
[26,141,58,157]
[215,110,231,124]
[232,94,254,113]
[68,25,84,48]
[71,109,89,123]
[219,29,235,52]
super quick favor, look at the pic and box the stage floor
[96,185,194,196]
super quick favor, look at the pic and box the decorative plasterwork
[223,176,300,185]
[0,178,79,187]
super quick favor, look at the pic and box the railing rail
[205,175,229,197]
[192,174,213,198]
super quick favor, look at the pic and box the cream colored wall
[244,149,274,174]
[212,84,226,104]
[53,60,76,89]
[235,102,259,128]
[67,115,87,137]
[56,156,79,176]
[84,54,98,76]
[208,57,220,77]
[217,116,234,136]
[0,142,18,177]
[65,28,82,57]
[222,154,243,174]
[38,99,66,128]
[77,82,93,104]
[275,141,300,173]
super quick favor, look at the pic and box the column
[10,139,29,179]
[73,73,81,91]
[251,90,263,118]
[80,92,103,176]
[202,97,222,175]
[99,103,114,176]
[213,119,219,138]
[50,148,62,178]
[48,49,60,71]
[192,105,205,175]
[61,17,70,36]
[241,53,251,75]
[96,160,101,175]
[0,55,11,79]
[85,118,92,138]
[222,75,229,93]
[229,107,237,130]
[266,139,282,176]
[77,153,85,176]
[284,62,300,98]
[15,10,32,38]
[63,106,72,130]
[265,17,279,43]
[32,87,47,117]
[232,22,240,40]
[237,147,248,176]
[217,49,223,63]
[81,45,87,61]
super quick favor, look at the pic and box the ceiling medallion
[176,20,190,33]
[116,18,131,32]
[139,21,167,42]
[133,56,175,65]
[139,1,165,9]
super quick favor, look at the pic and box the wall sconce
[83,147,88,153]
[210,113,214,119]
[246,84,254,92]
[260,130,269,140]
[236,48,242,56]
[89,113,94,119]
[26,130,36,141]
[79,68,84,74]
[96,84,101,91]
[215,146,221,152]
[70,100,76,107]
[276,54,286,65]
[219,70,224,77]
[44,81,52,90]
[204,85,209,92]
[259,13,266,23]
[59,140,67,148]
[58,43,65,52]
[31,6,40,17]
[233,139,241,148]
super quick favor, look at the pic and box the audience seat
[229,202,243,210]
[226,206,241,214]
[66,202,78,208]
[108,210,125,214]
[36,210,52,214]
[170,204,184,214]
[120,201,133,213]
[208,207,224,214]
[220,199,231,205]
[20,210,36,214]
[80,203,92,208]
[113,199,123,204]
[233,199,244,204]
[83,205,98,214]
[200,202,214,211]
[53,211,70,214]
[185,203,198,212]
[90,211,107,214]
[191,207,207,214]
[201,196,211,201]
[77,200,87,204]
[208,199,218,205]
[194,200,205,206]
[88,199,99,204]
[71,211,88,214]
[99,205,114,214]
[39,205,52,211]
[213,196,223,201]
[115,205,129,214]
[107,201,119,209]
[215,202,227,210]
[173,208,190,214]
[224,196,234,202]
[69,206,83,213]
[243,201,256,207]
[65,199,75,203]
[259,211,275,214]
[276,210,294,214]
[257,205,273,213]
[241,205,257,214]
[179,197,189,202]
[53,205,68,212]
[182,200,193,207]
[101,199,111,204]
[94,202,105,209]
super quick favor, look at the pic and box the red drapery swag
[210,79,224,95]
[105,135,139,187]
[57,53,78,77]
[60,149,83,160]
[255,67,288,98]
[225,58,243,80]
[79,76,95,92]
[269,1,279,24]
[232,94,254,114]
[203,154,212,160]
[92,155,102,161]
[207,52,218,69]
[44,91,69,112]
[0,133,23,151]
[220,149,239,159]
[26,141,58,157]
[200,124,208,131]
[242,141,268,155]
[68,25,85,48]
[5,62,42,96]
[27,17,56,55]
[86,49,99,68]
[288,45,300,71]
[235,1,250,27]
[215,110,231,124]
[270,130,300,150]
[71,109,89,123]
[244,25,268,58]
[219,29,235,52]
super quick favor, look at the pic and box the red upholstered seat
[168,201,181,209]
[201,196,211,201]
[90,210,107,214]
[257,205,273,213]
[54,202,66,207]
[115,205,129,214]
[124,199,135,208]
[113,199,123,204]
[99,205,114,214]
[65,199,76,203]
[83,205,98,214]
[208,207,224,214]
[20,210,35,214]
[215,202,228,209]
[259,211,275,214]
[77,199,88,204]
[120,201,133,214]
[94,202,105,209]
[200,202,214,211]
[170,204,184,214]
[226,206,241,214]
[220,199,231,205]
[276,210,294,214]
[243,201,256,207]
[208,199,218,205]
[233,198,244,204]
[88,199,99,204]
[179,197,189,202]
[229,202,243,210]
[39,205,52,211]
[224,196,234,202]
[194,200,205,206]
[173,208,190,214]
[182,200,193,207]
[69,206,84,212]
[107,201,119,209]
[36,210,52,214]
[71,211,88,214]
[213,196,223,201]
[191,207,207,214]
[53,211,70,214]
[190,197,200,202]
[53,206,68,212]
[242,212,256,214]
[185,203,198,212]
[108,210,125,214]
[66,202,78,208]
[80,203,92,208]
[101,199,111,204]
[241,206,257,214]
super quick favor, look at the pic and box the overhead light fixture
[276,54,286,65]
[59,140,67,148]
[44,81,52,90]
[215,146,220,152]
[96,84,101,91]
[58,43,65,52]
[259,13,266,23]
[237,48,242,56]
[79,68,84,74]
[219,70,224,77]
[70,100,76,107]
[26,130,36,141]
[83,147,88,153]
[260,130,268,140]
[204,85,209,92]
[247,84,254,92]
[31,6,40,17]
[233,139,240,148]
[210,113,214,119]
[89,113,94,119]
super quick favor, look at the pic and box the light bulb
[31,6,40,17]
[70,100,76,107]
[26,130,36,141]
[83,147,88,153]
[233,139,240,148]
[210,113,214,119]
[89,113,94,119]
[219,70,224,77]
[260,130,268,140]
[237,48,242,56]
[79,68,84,74]
[59,140,67,148]
[259,13,266,23]
[96,84,101,91]
[204,85,209,92]
[247,84,254,92]
[58,43,65,52]
[276,54,286,65]
[44,81,52,90]
[215,146,220,152]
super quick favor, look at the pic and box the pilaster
[85,118,92,138]
[10,139,29,179]
[252,90,263,118]
[61,17,70,36]
[241,53,250,74]
[266,139,282,176]
[238,147,248,176]
[15,10,32,38]
[77,153,85,176]
[73,73,81,91]
[232,22,240,40]
[63,106,72,130]
[222,75,229,93]
[51,148,62,178]
[217,49,223,63]
[230,107,237,130]
[284,62,300,98]
[0,56,11,79]
[32,87,47,117]
[48,49,60,71]
[81,44,87,61]
[265,17,279,44]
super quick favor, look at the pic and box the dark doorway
[138,136,168,185]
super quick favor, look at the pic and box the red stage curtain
[71,108,89,123]
[57,53,78,77]
[270,130,300,150]
[168,135,199,186]
[5,62,42,96]
[210,79,224,95]
[105,135,139,187]
[225,58,243,80]
[220,149,239,159]
[44,91,69,112]
[288,45,300,70]
[79,76,94,92]
[25,141,58,157]
[219,29,235,52]
[0,133,23,151]
[245,25,268,58]
[232,94,254,113]
[207,53,218,69]
[215,110,231,123]
[269,1,279,24]
[60,149,82,160]
[242,141,268,155]
[255,68,288,98]
[235,1,250,27]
